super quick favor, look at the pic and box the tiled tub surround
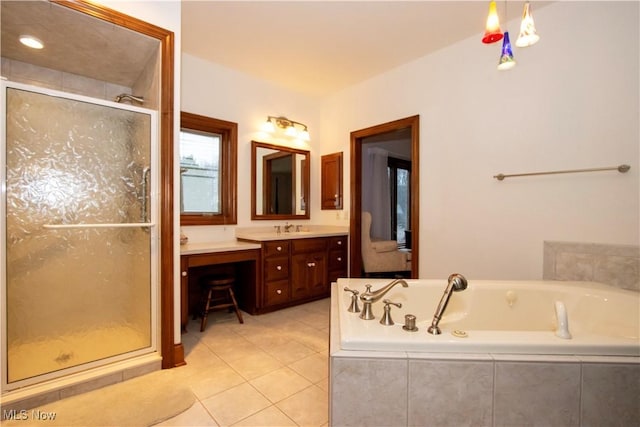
[329,280,640,426]
[543,241,640,291]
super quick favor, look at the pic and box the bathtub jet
[427,273,468,335]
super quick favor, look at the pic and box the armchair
[361,211,411,275]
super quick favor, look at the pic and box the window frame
[388,156,411,243]
[180,111,237,226]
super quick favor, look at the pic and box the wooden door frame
[350,115,419,279]
[55,0,180,367]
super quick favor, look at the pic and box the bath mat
[2,370,195,426]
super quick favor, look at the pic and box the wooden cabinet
[250,234,348,312]
[327,235,348,284]
[321,152,343,210]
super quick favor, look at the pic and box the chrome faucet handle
[295,224,302,232]
[343,287,360,313]
[380,299,402,326]
[274,225,281,234]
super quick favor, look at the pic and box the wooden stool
[199,274,244,332]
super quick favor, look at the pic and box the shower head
[448,273,468,292]
[114,93,144,104]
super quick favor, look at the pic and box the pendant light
[482,1,503,44]
[497,31,516,70]
[515,1,540,47]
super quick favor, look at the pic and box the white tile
[249,367,312,403]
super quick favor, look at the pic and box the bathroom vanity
[237,227,348,313]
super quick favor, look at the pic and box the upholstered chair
[361,211,411,274]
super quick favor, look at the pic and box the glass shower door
[1,82,158,389]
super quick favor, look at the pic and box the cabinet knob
[337,240,342,245]
[307,262,316,268]
[276,265,282,271]
[181,271,187,277]
[276,289,282,295]
[337,257,342,262]
[277,246,282,251]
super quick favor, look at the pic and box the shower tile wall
[1,57,130,101]
[543,241,640,291]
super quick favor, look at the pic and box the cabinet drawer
[264,280,290,306]
[328,236,347,251]
[328,249,347,271]
[263,241,289,258]
[291,238,326,254]
[264,257,289,281]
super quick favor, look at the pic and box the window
[388,157,411,245]
[180,112,237,225]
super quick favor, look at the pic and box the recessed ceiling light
[19,35,44,49]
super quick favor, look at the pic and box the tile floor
[156,298,331,427]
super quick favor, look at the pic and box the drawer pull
[181,271,187,277]
[337,257,342,262]
[276,289,282,295]
[277,246,282,251]
[337,241,342,245]
[276,265,282,271]
[307,262,316,268]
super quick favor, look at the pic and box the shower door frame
[0,81,160,391]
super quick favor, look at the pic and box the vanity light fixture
[262,116,310,141]
[19,35,44,49]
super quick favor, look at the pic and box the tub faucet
[359,278,409,320]
[427,273,468,335]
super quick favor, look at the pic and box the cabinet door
[321,152,343,210]
[291,252,327,300]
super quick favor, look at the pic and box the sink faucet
[427,273,468,335]
[359,278,409,320]
[284,222,294,232]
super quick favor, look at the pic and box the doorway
[350,115,419,278]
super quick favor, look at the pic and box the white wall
[319,1,639,280]
[180,54,322,242]
[180,2,638,281]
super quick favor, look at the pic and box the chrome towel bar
[494,164,630,181]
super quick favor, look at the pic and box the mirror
[251,141,310,220]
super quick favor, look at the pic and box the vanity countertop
[235,226,349,242]
[180,240,261,255]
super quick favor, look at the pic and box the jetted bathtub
[336,278,640,356]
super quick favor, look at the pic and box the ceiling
[181,1,551,97]
[1,1,159,88]
[1,1,550,98]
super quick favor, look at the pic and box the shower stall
[1,81,158,391]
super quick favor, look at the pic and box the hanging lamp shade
[482,1,503,44]
[497,31,516,70]
[515,1,540,47]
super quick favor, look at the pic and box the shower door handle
[141,166,151,223]
[43,223,155,229]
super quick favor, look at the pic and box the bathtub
[330,278,640,426]
[336,278,640,356]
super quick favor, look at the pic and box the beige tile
[156,401,219,426]
[201,383,271,427]
[263,339,317,364]
[250,367,312,403]
[209,337,265,363]
[226,350,283,380]
[189,363,247,400]
[232,405,296,427]
[277,385,328,427]
[289,353,328,383]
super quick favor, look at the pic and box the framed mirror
[251,141,310,220]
